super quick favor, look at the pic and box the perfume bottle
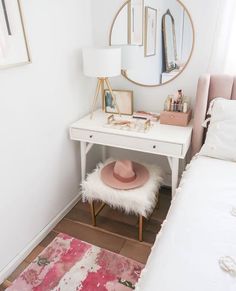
[177,89,183,112]
[183,101,188,113]
[164,95,172,111]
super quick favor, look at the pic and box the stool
[81,160,163,242]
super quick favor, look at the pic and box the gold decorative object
[106,114,151,133]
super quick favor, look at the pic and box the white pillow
[199,98,236,162]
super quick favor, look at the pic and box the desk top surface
[70,109,193,145]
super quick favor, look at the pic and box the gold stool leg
[139,215,143,242]
[90,201,96,226]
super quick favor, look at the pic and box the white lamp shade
[121,45,140,70]
[83,47,121,78]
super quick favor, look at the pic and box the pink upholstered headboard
[191,74,236,157]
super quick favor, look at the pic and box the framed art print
[128,0,144,45]
[104,90,133,115]
[0,0,30,68]
[145,6,157,57]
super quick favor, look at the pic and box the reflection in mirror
[163,9,177,72]
[110,0,194,87]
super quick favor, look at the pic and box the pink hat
[101,160,149,190]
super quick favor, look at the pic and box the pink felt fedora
[101,160,149,190]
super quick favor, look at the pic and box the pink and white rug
[7,233,144,291]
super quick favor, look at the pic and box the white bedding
[136,156,236,291]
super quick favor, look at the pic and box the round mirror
[109,0,194,87]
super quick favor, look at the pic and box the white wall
[91,0,221,183]
[0,0,99,280]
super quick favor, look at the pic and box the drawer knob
[153,145,157,149]
[89,135,93,138]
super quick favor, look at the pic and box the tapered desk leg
[102,145,106,163]
[171,157,179,198]
[80,141,87,181]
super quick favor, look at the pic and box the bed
[136,75,236,291]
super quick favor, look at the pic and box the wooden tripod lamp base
[90,77,120,119]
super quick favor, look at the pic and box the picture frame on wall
[128,0,144,45]
[104,89,133,115]
[145,6,157,57]
[0,0,31,69]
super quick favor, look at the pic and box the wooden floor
[0,187,171,290]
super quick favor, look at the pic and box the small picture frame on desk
[104,89,133,115]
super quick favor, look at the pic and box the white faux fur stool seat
[81,159,163,241]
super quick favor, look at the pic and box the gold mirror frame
[162,9,178,72]
[109,0,195,87]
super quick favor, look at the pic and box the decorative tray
[104,114,152,133]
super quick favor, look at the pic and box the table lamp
[82,47,121,119]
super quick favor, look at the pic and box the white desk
[70,110,193,197]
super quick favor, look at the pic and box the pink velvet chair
[192,74,236,157]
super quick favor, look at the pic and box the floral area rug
[7,233,144,291]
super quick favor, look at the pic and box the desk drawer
[70,128,183,157]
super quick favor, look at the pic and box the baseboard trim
[0,193,82,284]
